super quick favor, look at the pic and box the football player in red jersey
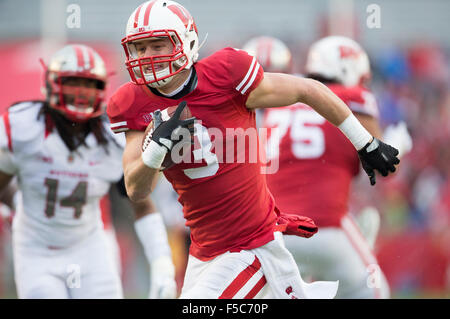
[262,35,410,298]
[107,0,400,299]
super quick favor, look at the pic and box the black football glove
[358,138,400,186]
[151,101,196,151]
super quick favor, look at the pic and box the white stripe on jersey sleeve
[111,121,128,128]
[241,62,260,94]
[110,120,129,134]
[236,56,257,92]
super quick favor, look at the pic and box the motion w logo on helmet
[167,4,198,33]
[339,45,361,59]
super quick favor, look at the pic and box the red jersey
[264,84,379,227]
[107,48,277,260]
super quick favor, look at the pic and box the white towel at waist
[251,231,339,299]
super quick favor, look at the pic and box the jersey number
[183,123,219,179]
[265,108,326,160]
[44,178,88,219]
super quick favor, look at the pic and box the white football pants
[13,228,123,299]
[180,232,338,299]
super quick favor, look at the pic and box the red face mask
[47,74,106,123]
[122,30,188,86]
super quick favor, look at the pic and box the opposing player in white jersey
[0,44,176,299]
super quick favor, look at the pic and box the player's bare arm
[247,72,400,185]
[247,73,352,125]
[122,129,160,202]
[129,193,157,220]
[123,102,195,202]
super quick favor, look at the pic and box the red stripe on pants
[2,112,12,152]
[244,275,267,299]
[219,256,262,299]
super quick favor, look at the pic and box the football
[142,104,194,170]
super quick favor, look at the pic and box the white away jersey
[0,101,124,248]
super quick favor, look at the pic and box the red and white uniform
[264,84,390,298]
[0,101,124,298]
[265,85,378,227]
[108,48,338,299]
[109,48,276,261]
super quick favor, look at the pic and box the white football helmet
[305,36,370,87]
[242,36,292,73]
[41,44,107,122]
[122,0,199,88]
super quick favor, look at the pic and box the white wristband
[135,212,172,262]
[338,114,373,151]
[141,140,167,169]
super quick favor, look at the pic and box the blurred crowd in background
[349,41,450,297]
[0,0,449,298]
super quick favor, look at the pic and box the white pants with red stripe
[283,215,390,299]
[180,232,338,299]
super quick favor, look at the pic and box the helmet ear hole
[96,80,106,90]
[190,40,195,50]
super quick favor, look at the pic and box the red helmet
[41,44,107,123]
[122,0,199,88]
